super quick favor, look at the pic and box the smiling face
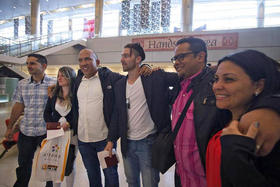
[213,60,263,118]
[173,42,205,79]
[78,49,99,78]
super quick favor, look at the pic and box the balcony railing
[0,30,85,57]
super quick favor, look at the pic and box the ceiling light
[0,20,7,24]
[54,7,70,12]
[105,0,122,5]
[78,3,94,9]
[13,6,16,9]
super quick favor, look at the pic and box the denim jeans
[78,139,119,187]
[123,135,160,187]
[14,132,52,187]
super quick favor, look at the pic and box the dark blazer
[219,92,280,186]
[107,70,180,157]
[72,67,123,135]
[221,136,280,186]
[44,95,75,133]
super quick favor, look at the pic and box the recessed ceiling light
[0,20,7,24]
[78,4,94,9]
[13,6,16,9]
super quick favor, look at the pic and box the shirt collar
[29,74,46,84]
[180,70,202,87]
[82,72,99,81]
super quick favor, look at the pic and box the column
[31,0,40,36]
[95,0,104,37]
[25,16,31,35]
[257,0,265,28]
[141,0,150,29]
[181,0,193,32]
[69,18,73,39]
[161,0,171,32]
[14,18,19,39]
[47,20,53,44]
[40,14,43,36]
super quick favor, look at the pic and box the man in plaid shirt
[5,54,56,187]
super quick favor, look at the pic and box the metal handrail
[0,30,85,57]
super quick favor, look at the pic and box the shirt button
[183,94,186,96]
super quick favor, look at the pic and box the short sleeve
[12,80,24,103]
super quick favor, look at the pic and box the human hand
[60,122,70,131]
[222,120,259,139]
[104,141,114,157]
[239,108,280,156]
[139,64,152,76]
[152,67,161,72]
[4,129,14,141]
[47,84,56,98]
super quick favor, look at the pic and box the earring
[255,92,259,96]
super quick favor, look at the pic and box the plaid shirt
[12,75,56,136]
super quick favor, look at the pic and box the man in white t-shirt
[105,43,179,187]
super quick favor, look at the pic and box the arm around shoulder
[239,108,280,156]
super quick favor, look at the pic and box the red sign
[132,33,238,51]
[83,19,95,39]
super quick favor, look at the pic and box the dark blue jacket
[73,67,123,136]
[107,70,180,157]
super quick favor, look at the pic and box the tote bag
[35,130,71,182]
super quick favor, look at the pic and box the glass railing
[0,30,85,57]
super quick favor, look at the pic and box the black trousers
[13,132,52,187]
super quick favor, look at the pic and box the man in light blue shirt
[5,54,56,187]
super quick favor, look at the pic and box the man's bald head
[79,48,98,61]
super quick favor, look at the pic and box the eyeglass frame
[171,51,194,64]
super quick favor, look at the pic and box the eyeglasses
[171,52,194,64]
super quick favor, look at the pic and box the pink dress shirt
[172,71,206,187]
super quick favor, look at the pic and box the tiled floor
[0,141,175,187]
[0,103,175,187]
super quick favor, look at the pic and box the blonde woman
[44,66,77,187]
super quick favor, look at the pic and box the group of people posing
[5,37,280,187]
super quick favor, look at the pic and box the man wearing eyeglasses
[171,37,280,187]
[105,43,179,187]
[170,37,216,187]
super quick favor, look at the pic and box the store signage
[132,33,238,51]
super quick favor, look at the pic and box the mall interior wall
[45,26,280,66]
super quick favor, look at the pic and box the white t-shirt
[126,77,156,140]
